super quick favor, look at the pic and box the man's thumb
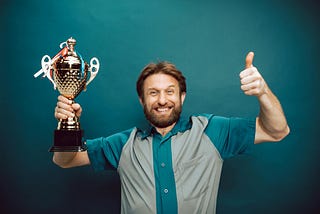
[245,52,254,68]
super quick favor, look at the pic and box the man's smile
[153,106,173,114]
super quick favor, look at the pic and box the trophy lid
[55,37,81,67]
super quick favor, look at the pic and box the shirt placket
[153,133,178,214]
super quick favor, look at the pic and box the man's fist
[54,95,82,120]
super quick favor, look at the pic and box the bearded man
[53,52,289,214]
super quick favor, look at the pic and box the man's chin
[144,105,182,129]
[151,121,175,129]
[151,114,180,128]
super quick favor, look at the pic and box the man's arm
[53,95,91,168]
[53,151,90,168]
[240,52,290,144]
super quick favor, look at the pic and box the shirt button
[164,189,169,194]
[161,163,166,167]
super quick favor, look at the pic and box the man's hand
[240,52,267,97]
[54,95,82,120]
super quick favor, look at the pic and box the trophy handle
[86,57,100,86]
[41,55,56,89]
[59,41,67,49]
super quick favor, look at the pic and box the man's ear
[181,92,186,104]
[139,97,144,106]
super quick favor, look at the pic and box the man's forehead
[144,73,179,88]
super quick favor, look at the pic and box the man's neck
[155,123,176,137]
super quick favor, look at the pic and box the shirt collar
[139,115,192,139]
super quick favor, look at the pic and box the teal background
[1,0,319,213]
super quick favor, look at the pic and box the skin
[52,52,290,168]
[240,52,290,143]
[140,73,186,136]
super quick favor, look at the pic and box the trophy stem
[58,116,81,130]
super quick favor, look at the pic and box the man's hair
[136,61,187,100]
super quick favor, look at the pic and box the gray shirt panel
[118,128,157,214]
[172,116,223,214]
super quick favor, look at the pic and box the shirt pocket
[177,154,210,201]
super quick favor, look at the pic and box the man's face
[140,73,186,128]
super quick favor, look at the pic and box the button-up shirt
[86,114,255,214]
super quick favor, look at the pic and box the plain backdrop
[1,0,319,213]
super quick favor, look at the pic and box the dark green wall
[1,0,319,213]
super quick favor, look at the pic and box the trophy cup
[34,37,100,152]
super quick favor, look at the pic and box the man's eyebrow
[146,85,176,90]
[146,87,158,91]
[165,85,177,89]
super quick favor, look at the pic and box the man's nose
[157,92,167,105]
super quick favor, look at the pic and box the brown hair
[136,61,187,100]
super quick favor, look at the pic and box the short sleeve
[204,115,256,159]
[86,128,134,171]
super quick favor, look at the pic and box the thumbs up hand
[239,52,267,97]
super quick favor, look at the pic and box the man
[53,52,290,214]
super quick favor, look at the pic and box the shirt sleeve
[204,115,256,160]
[86,128,134,171]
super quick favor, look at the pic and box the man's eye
[167,90,174,94]
[149,91,157,96]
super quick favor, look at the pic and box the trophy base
[49,145,87,152]
[49,129,87,152]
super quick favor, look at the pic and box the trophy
[34,37,100,152]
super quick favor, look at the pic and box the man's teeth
[157,107,170,112]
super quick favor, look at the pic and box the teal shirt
[86,114,256,214]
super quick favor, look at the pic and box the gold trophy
[34,37,100,152]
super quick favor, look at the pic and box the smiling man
[53,52,290,214]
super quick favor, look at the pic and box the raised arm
[52,95,90,168]
[239,52,290,144]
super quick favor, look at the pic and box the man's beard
[143,103,182,128]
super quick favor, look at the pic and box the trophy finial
[67,37,76,51]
